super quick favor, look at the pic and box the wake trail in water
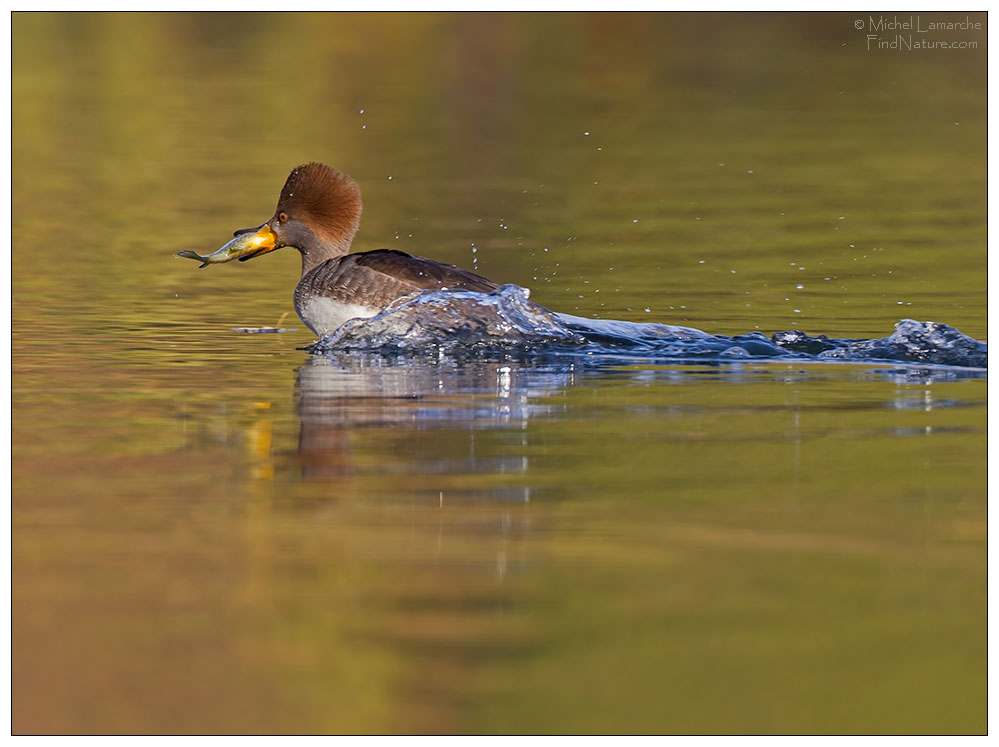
[308,284,987,369]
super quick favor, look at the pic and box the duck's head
[228,162,363,270]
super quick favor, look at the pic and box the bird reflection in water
[293,353,575,492]
[239,355,978,487]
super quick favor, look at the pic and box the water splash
[308,284,986,369]
[311,284,585,353]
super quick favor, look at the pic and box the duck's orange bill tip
[236,224,279,262]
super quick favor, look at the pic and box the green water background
[12,12,986,734]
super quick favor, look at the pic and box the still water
[12,13,986,734]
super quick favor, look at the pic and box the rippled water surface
[13,12,986,734]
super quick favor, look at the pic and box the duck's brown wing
[351,250,498,292]
[297,249,499,310]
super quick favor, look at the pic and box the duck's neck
[299,238,353,275]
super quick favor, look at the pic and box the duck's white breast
[297,296,380,337]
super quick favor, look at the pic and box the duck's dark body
[294,249,498,336]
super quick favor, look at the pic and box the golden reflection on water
[13,11,986,735]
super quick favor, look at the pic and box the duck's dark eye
[278,212,288,223]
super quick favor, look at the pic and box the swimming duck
[181,162,499,336]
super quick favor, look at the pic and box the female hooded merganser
[179,162,499,336]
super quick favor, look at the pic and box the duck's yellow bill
[234,224,279,262]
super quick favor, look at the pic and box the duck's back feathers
[298,249,497,304]
[350,250,497,292]
[293,249,499,335]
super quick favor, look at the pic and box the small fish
[177,249,217,268]
[177,230,276,268]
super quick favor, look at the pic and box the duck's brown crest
[277,162,362,241]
